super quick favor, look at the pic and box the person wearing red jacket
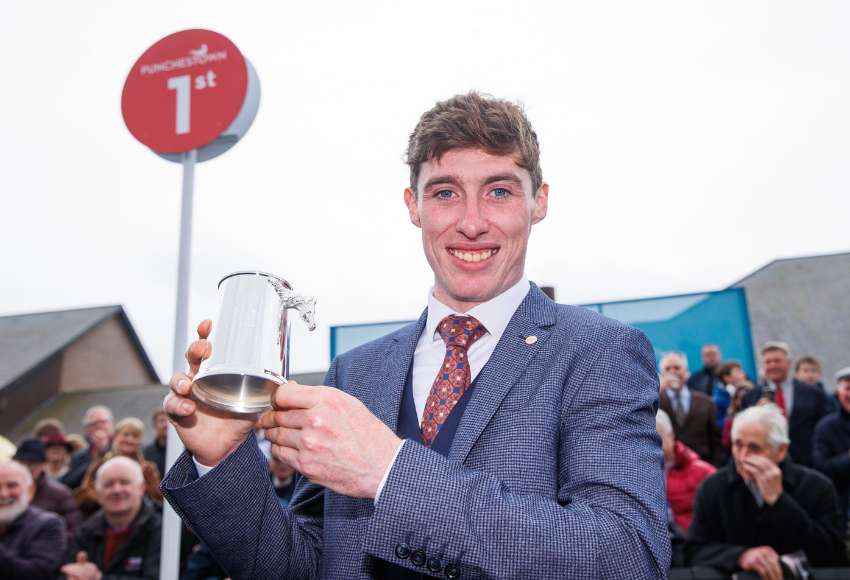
[657,409,716,533]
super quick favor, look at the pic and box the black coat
[813,407,850,524]
[742,380,832,467]
[0,506,66,580]
[68,498,161,579]
[687,367,719,396]
[685,461,846,571]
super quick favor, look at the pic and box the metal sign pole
[160,148,196,580]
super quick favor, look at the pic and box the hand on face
[163,320,258,467]
[742,455,783,505]
[737,546,782,580]
[259,381,402,499]
[660,372,681,391]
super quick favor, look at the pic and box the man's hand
[742,456,783,505]
[61,551,102,580]
[260,382,402,499]
[737,546,782,580]
[163,320,257,467]
[659,373,680,392]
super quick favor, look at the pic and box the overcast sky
[2,1,848,379]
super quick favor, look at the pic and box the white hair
[83,405,114,426]
[655,409,674,437]
[0,460,33,488]
[95,456,144,489]
[660,351,689,373]
[731,404,790,449]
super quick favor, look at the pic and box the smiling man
[162,92,670,579]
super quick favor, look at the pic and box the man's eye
[434,189,455,199]
[491,187,512,198]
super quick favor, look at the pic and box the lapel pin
[525,335,538,345]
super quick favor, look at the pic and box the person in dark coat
[13,437,82,537]
[687,343,723,396]
[742,342,832,467]
[686,404,846,578]
[142,409,168,478]
[0,460,67,579]
[63,457,161,579]
[62,405,115,490]
[813,367,850,529]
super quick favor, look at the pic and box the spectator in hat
[63,456,161,579]
[142,409,168,479]
[0,460,67,579]
[13,438,81,538]
[813,366,850,531]
[75,418,162,517]
[686,405,846,575]
[43,433,73,481]
[742,342,832,467]
[63,405,115,490]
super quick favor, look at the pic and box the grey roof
[728,250,850,288]
[0,305,159,390]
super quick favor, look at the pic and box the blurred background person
[43,433,74,481]
[743,342,832,467]
[64,456,160,579]
[813,366,850,534]
[63,405,115,490]
[12,438,80,538]
[74,417,162,518]
[32,417,65,440]
[686,405,846,576]
[687,343,723,396]
[656,409,715,534]
[722,384,753,453]
[659,351,723,465]
[142,409,168,478]
[0,460,66,579]
[795,356,825,390]
[269,454,297,508]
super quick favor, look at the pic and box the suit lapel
[449,285,557,463]
[367,310,427,433]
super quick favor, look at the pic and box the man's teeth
[449,249,496,263]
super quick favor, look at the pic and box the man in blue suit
[161,92,671,579]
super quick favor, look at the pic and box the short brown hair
[718,360,742,382]
[405,92,543,194]
[794,356,821,372]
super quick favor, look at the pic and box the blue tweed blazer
[162,284,671,579]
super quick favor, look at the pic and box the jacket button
[445,564,461,579]
[395,543,410,559]
[410,549,426,567]
[427,557,442,573]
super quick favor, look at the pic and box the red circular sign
[122,29,248,153]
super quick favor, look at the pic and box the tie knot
[437,315,487,350]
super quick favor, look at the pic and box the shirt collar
[425,278,531,343]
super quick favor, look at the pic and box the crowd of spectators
[0,405,289,579]
[660,341,850,578]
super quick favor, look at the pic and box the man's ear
[404,188,421,228]
[531,183,549,225]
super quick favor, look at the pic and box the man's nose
[456,196,489,238]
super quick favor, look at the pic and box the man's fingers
[197,319,212,339]
[77,551,88,563]
[170,373,194,397]
[271,444,301,473]
[185,339,212,373]
[273,381,324,410]
[265,426,302,449]
[164,392,196,419]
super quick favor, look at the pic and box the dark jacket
[685,460,846,571]
[0,505,66,580]
[68,498,161,579]
[813,406,850,525]
[31,472,81,538]
[142,439,166,480]
[660,388,723,465]
[687,367,720,396]
[61,446,96,490]
[743,380,832,467]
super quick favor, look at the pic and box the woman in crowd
[74,417,162,516]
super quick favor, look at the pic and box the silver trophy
[191,271,317,414]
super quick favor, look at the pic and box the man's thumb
[76,551,89,563]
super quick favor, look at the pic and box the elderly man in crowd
[659,351,723,465]
[656,409,715,534]
[686,404,846,578]
[743,342,832,467]
[814,366,850,531]
[63,405,115,490]
[0,460,67,579]
[687,344,723,396]
[13,437,81,537]
[63,456,161,579]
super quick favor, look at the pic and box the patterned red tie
[420,315,487,447]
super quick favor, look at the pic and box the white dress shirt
[196,277,533,499]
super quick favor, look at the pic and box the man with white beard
[0,460,67,579]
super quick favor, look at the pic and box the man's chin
[0,501,27,525]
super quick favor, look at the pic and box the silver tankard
[191,271,317,414]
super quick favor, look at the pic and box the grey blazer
[162,284,671,579]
